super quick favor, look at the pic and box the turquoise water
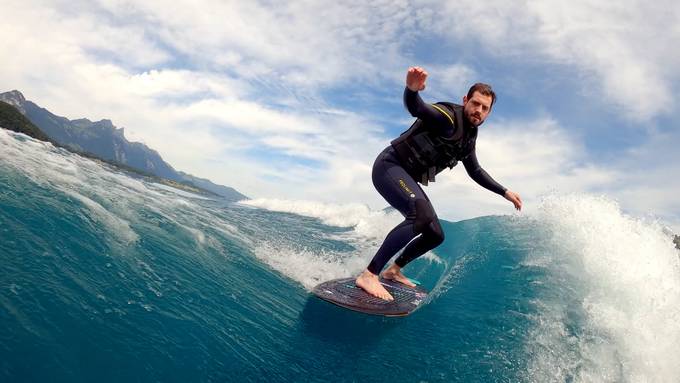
[1,129,679,382]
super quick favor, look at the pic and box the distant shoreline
[1,100,220,198]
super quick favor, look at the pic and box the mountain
[177,171,245,201]
[0,100,51,142]
[675,235,680,250]
[0,90,179,180]
[0,90,247,201]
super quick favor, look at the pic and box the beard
[464,109,485,127]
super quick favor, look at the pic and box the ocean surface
[1,128,679,383]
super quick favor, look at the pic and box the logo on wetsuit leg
[398,179,416,198]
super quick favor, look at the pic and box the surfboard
[312,277,428,317]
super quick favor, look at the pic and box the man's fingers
[408,67,428,79]
[506,191,522,211]
[407,67,428,91]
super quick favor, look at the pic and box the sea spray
[241,198,401,240]
[526,194,680,382]
[242,198,446,289]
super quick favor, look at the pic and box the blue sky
[2,0,679,229]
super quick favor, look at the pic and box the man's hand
[504,190,522,211]
[406,66,428,92]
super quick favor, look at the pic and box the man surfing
[356,67,522,301]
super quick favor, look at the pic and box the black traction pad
[312,277,428,316]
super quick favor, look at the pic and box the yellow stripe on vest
[431,104,454,127]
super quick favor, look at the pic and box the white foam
[244,200,390,290]
[527,194,680,382]
[240,198,401,240]
[242,198,451,288]
[60,188,139,245]
[426,252,477,302]
[0,130,242,249]
[251,242,371,290]
[1,131,140,244]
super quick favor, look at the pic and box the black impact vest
[391,102,477,185]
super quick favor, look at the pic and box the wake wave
[4,129,679,381]
[526,194,680,382]
[246,193,680,381]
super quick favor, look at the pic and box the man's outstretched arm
[463,150,522,210]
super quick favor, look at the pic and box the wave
[525,194,680,382]
[3,128,679,382]
[245,192,680,382]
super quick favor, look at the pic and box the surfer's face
[463,92,493,127]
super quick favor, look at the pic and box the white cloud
[2,0,679,230]
[602,129,680,230]
[423,64,477,102]
[430,0,680,121]
[91,0,416,89]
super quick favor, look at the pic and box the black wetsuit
[366,88,507,275]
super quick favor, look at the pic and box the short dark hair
[467,83,496,107]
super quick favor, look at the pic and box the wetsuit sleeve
[462,149,507,196]
[403,87,451,128]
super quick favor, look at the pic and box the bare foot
[355,269,393,301]
[381,264,416,287]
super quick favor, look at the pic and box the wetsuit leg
[394,200,445,268]
[366,147,445,275]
